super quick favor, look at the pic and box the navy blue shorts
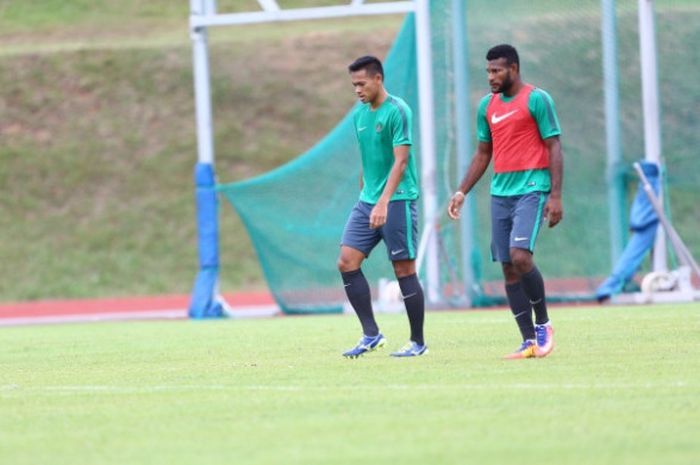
[490,192,548,263]
[341,200,418,261]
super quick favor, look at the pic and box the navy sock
[341,269,379,337]
[397,274,425,346]
[505,281,535,340]
[521,266,549,325]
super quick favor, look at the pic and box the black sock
[521,266,549,325]
[505,281,535,340]
[398,274,425,346]
[341,269,378,336]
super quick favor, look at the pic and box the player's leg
[492,195,537,359]
[384,200,427,357]
[338,202,385,358]
[510,192,553,357]
[502,261,537,359]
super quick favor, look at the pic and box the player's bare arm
[447,141,493,220]
[543,136,563,228]
[370,145,409,229]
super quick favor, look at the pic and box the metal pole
[601,0,626,267]
[638,0,666,271]
[191,0,215,164]
[189,0,225,318]
[415,0,441,305]
[451,0,473,306]
[191,2,415,27]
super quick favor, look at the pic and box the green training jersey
[353,94,419,204]
[476,87,561,196]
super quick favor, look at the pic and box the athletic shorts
[490,192,548,263]
[341,200,418,261]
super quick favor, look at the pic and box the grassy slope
[1,304,699,465]
[1,1,699,301]
[0,10,399,300]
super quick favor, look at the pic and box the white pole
[257,0,280,12]
[638,0,666,272]
[191,2,415,27]
[190,0,215,165]
[415,0,441,305]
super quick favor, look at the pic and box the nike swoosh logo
[358,126,367,132]
[514,236,529,241]
[491,110,518,124]
[390,249,405,255]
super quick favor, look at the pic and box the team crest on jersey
[375,123,383,133]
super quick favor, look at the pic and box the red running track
[0,292,279,326]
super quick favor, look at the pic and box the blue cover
[595,161,660,300]
[189,162,224,318]
[629,161,659,231]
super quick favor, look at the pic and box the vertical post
[451,0,474,306]
[189,0,224,318]
[415,0,441,305]
[601,0,626,268]
[191,0,215,165]
[638,0,666,271]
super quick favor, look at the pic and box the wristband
[453,191,465,199]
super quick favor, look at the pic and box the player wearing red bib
[448,44,563,359]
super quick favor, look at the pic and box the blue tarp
[595,161,660,301]
[189,162,224,318]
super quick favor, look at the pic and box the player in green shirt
[338,56,427,358]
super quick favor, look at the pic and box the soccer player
[337,55,427,359]
[447,44,562,359]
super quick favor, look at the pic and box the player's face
[486,58,516,94]
[350,69,382,104]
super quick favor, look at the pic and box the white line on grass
[1,381,696,396]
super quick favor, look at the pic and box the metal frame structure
[188,0,442,316]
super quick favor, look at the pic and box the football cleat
[390,341,428,357]
[342,333,386,358]
[503,339,537,359]
[535,323,554,358]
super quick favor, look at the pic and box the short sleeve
[391,100,413,147]
[529,89,561,139]
[476,94,493,142]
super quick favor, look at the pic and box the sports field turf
[1,303,699,465]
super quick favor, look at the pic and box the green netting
[463,0,700,300]
[219,14,420,314]
[219,0,700,313]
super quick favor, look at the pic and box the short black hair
[486,44,520,68]
[348,55,384,78]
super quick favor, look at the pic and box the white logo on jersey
[491,110,518,124]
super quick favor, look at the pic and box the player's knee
[337,253,361,273]
[392,260,416,278]
[337,256,352,273]
[510,249,533,274]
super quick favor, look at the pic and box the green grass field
[2,304,699,465]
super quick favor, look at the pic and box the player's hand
[544,196,563,228]
[447,191,465,220]
[369,201,388,229]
